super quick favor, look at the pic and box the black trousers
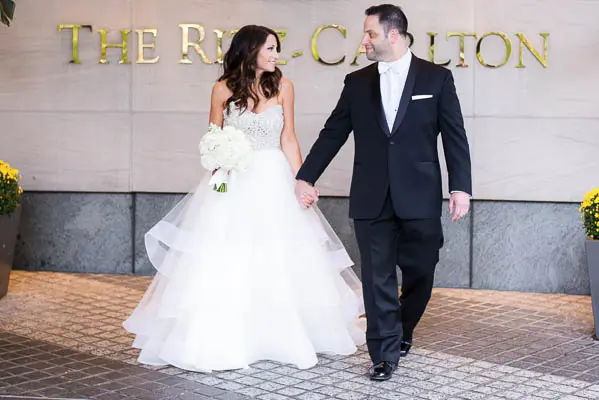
[353,192,443,364]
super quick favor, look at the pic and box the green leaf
[0,0,15,26]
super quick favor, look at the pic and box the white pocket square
[411,94,433,100]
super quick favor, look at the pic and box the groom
[295,4,472,381]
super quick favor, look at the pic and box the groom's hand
[449,192,470,222]
[295,180,319,208]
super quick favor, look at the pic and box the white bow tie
[378,61,401,75]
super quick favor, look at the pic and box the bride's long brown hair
[218,25,282,113]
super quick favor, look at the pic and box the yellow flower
[0,160,23,215]
[0,162,20,181]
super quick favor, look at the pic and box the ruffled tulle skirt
[123,149,365,372]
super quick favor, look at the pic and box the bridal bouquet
[199,123,253,192]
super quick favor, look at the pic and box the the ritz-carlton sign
[57,24,550,69]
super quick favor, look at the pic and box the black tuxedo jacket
[296,56,472,220]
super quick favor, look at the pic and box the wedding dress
[123,103,365,373]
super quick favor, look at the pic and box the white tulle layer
[123,149,366,373]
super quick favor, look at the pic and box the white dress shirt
[378,50,469,197]
[378,49,412,132]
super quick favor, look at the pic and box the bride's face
[256,34,279,73]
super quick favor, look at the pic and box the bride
[123,24,365,373]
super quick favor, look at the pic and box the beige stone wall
[1,0,597,201]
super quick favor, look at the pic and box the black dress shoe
[368,361,397,381]
[400,341,412,357]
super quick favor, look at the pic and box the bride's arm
[280,78,302,176]
[207,81,229,174]
[209,80,228,128]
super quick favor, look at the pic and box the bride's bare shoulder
[212,80,232,103]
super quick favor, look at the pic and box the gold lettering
[214,29,225,64]
[350,44,366,66]
[58,24,92,64]
[447,32,477,67]
[274,30,288,65]
[476,32,511,68]
[98,29,131,64]
[55,25,550,70]
[427,32,450,67]
[515,32,549,68]
[179,24,212,64]
[135,28,159,64]
[311,24,347,66]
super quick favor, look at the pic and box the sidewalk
[1,271,598,400]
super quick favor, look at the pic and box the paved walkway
[1,271,598,400]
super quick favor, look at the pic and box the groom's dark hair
[365,4,408,37]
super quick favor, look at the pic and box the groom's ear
[393,31,412,47]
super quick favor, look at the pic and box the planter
[0,206,21,300]
[587,239,599,339]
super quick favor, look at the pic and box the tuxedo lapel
[390,56,419,136]
[369,65,391,137]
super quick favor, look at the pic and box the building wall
[1,0,596,293]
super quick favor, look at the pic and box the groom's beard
[366,51,383,61]
[365,46,391,62]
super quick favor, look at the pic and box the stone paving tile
[0,332,250,399]
[0,270,598,400]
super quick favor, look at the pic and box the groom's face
[362,15,392,61]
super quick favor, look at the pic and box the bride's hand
[295,180,318,208]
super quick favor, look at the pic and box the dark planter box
[0,206,21,300]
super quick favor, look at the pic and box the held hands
[449,192,470,222]
[295,180,319,209]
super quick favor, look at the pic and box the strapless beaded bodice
[223,104,284,151]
